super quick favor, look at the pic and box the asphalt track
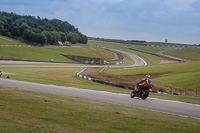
[1,48,200,119]
[0,78,200,119]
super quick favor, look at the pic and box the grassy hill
[0,36,115,62]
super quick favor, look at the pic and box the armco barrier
[77,68,168,95]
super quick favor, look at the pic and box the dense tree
[0,20,4,34]
[23,29,32,40]
[59,32,67,43]
[42,31,54,44]
[0,11,88,45]
[67,32,78,44]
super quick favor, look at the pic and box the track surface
[0,78,199,119]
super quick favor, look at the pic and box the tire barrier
[77,68,168,95]
[93,79,133,90]
[77,68,94,81]
[157,91,168,95]
[114,61,124,65]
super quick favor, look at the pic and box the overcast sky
[1,0,200,44]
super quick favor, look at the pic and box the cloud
[163,0,198,12]
[90,0,123,4]
[0,0,200,44]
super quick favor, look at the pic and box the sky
[1,0,200,44]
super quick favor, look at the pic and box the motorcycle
[130,79,153,100]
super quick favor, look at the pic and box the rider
[137,75,151,93]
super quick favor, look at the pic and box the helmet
[146,75,150,78]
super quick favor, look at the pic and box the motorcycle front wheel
[130,90,135,98]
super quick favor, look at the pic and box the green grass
[126,44,200,61]
[155,71,200,86]
[0,67,125,93]
[106,61,200,90]
[0,46,73,62]
[0,36,117,63]
[165,48,200,60]
[0,35,34,46]
[126,44,168,53]
[145,42,191,46]
[1,85,200,133]
[45,45,114,60]
[149,93,200,104]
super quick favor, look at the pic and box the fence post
[180,89,182,96]
[171,88,173,95]
[196,89,198,97]
[185,89,187,96]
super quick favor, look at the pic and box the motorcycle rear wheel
[141,90,149,100]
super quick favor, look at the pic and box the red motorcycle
[130,79,153,100]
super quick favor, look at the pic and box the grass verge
[0,85,200,133]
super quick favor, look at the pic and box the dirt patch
[0,36,19,45]
[160,60,178,64]
[156,50,166,55]
[71,45,81,48]
[1,72,15,75]
[80,68,95,76]
[108,52,119,61]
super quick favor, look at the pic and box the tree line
[0,11,88,45]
